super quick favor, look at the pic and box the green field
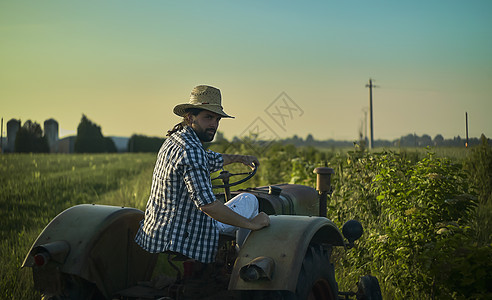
[1,142,491,299]
[0,153,156,300]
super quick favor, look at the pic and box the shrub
[330,148,491,299]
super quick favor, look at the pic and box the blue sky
[1,0,491,141]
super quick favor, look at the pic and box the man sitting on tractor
[135,85,270,263]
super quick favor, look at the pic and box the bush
[464,134,492,246]
[329,148,491,299]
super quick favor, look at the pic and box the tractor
[23,164,382,300]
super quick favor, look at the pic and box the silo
[7,119,21,152]
[44,118,59,153]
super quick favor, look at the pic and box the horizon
[2,1,491,141]
[0,116,484,143]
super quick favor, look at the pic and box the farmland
[0,153,156,300]
[1,140,491,299]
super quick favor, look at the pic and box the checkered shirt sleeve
[134,126,224,263]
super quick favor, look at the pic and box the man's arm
[222,154,260,168]
[200,200,270,231]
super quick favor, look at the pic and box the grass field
[0,153,156,300]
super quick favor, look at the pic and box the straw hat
[173,85,234,118]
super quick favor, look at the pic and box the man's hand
[240,155,260,169]
[248,212,270,231]
[222,154,260,169]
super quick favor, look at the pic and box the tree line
[8,115,118,153]
[278,133,487,148]
[6,115,489,153]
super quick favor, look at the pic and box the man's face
[190,110,221,142]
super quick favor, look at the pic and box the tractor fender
[22,204,157,298]
[229,215,345,292]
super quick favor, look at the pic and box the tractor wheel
[356,275,382,300]
[240,245,337,300]
[291,244,338,300]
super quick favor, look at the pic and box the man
[135,85,270,263]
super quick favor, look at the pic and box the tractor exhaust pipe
[239,256,275,282]
[313,167,334,217]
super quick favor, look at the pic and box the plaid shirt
[135,126,223,263]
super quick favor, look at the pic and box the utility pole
[465,112,469,148]
[365,79,377,149]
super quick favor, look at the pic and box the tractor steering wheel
[211,162,258,189]
[211,163,258,202]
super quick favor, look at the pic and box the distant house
[58,136,76,153]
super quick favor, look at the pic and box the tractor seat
[218,227,251,249]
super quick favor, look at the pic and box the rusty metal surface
[273,184,319,216]
[224,188,289,215]
[231,183,319,216]
[228,215,344,292]
[314,167,335,194]
[23,204,158,298]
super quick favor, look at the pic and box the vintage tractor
[22,165,382,300]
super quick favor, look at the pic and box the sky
[1,0,491,142]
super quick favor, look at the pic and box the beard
[192,122,216,142]
[196,129,216,142]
